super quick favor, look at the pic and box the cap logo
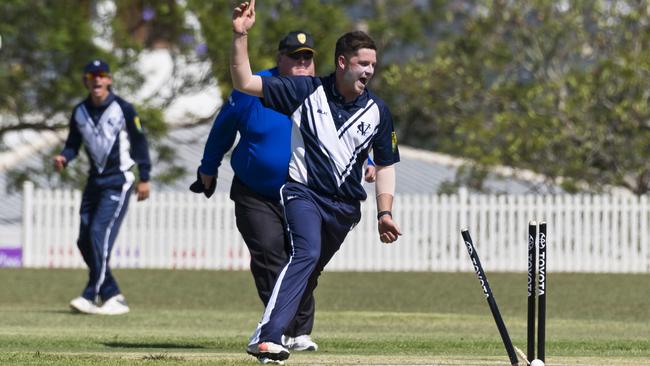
[297,33,307,44]
[93,60,101,66]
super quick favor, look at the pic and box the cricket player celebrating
[230,1,402,363]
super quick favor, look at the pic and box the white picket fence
[21,182,650,272]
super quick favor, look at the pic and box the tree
[4,0,650,194]
[0,0,203,189]
[0,0,103,139]
[377,0,650,194]
[187,0,351,95]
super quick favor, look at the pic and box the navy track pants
[231,177,315,337]
[77,172,134,302]
[250,182,361,344]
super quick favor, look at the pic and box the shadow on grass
[33,309,76,314]
[103,341,205,349]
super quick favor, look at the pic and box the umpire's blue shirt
[200,68,291,201]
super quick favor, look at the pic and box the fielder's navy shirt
[61,92,151,182]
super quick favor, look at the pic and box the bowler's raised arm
[230,0,263,97]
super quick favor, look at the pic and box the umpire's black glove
[189,168,216,198]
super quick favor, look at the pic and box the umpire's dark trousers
[78,172,134,302]
[231,177,315,337]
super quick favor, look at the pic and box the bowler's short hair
[334,31,377,67]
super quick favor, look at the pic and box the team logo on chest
[357,121,371,136]
[74,101,125,173]
[296,88,381,189]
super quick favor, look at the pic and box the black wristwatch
[377,211,392,220]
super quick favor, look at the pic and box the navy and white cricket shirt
[261,73,400,201]
[60,93,151,182]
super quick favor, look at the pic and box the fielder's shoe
[96,294,130,315]
[282,334,318,351]
[69,296,98,314]
[247,342,290,362]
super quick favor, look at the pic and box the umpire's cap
[278,31,316,54]
[83,59,110,74]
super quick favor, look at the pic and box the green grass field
[0,269,648,365]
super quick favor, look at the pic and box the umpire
[54,59,151,315]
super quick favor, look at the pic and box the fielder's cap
[83,59,110,74]
[278,31,316,54]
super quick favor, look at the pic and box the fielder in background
[53,59,151,315]
[230,1,402,363]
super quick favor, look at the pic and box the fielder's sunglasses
[85,71,110,80]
